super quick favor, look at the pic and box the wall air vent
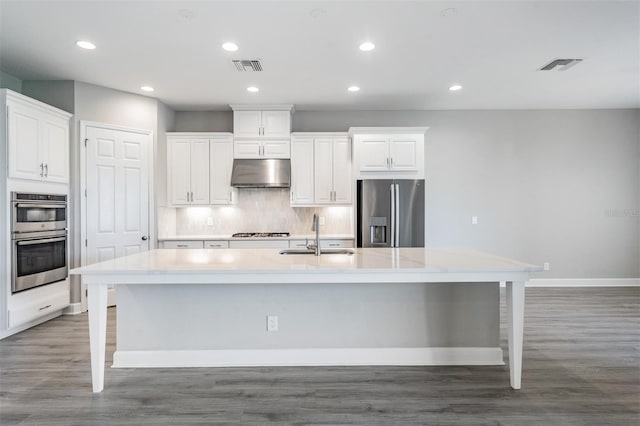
[232,60,263,72]
[539,58,583,71]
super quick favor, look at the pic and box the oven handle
[16,203,66,209]
[17,237,66,246]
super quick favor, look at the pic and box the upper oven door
[12,200,67,233]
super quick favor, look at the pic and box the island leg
[88,283,108,392]
[506,281,525,389]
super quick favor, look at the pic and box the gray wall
[0,70,22,92]
[174,108,640,279]
[22,80,75,113]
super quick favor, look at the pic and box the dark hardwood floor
[1,288,638,425]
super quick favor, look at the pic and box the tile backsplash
[167,189,353,236]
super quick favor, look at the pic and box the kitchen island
[70,247,540,393]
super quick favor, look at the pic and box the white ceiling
[0,0,638,111]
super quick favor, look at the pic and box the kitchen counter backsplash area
[169,189,352,236]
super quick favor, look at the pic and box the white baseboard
[63,302,83,315]
[525,278,640,287]
[112,347,504,369]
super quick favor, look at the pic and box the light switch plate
[267,315,278,332]
[472,216,478,225]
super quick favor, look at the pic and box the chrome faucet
[307,213,321,256]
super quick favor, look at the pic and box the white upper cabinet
[290,137,314,205]
[351,127,428,179]
[167,136,210,205]
[231,106,292,139]
[4,90,71,183]
[209,136,236,205]
[231,105,293,159]
[290,132,352,206]
[314,137,352,205]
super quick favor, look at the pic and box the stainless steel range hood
[230,159,291,188]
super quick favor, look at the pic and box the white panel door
[7,101,41,180]
[359,138,389,171]
[86,125,150,306]
[189,140,210,204]
[314,138,334,204]
[233,111,262,138]
[168,139,190,204]
[210,137,235,204]
[41,117,69,183]
[290,138,314,205]
[332,138,352,204]
[389,136,418,171]
[261,110,290,138]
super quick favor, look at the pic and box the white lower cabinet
[289,239,354,248]
[162,240,204,249]
[204,240,229,249]
[7,281,70,329]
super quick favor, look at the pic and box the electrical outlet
[207,217,213,226]
[543,262,550,271]
[472,216,478,225]
[267,315,278,332]
[319,216,325,226]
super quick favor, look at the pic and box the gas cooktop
[232,232,290,238]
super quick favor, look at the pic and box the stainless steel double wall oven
[11,192,68,293]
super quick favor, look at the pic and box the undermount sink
[279,248,355,255]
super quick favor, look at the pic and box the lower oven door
[12,232,68,293]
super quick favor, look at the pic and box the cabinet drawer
[8,288,69,329]
[229,240,289,249]
[289,239,309,248]
[204,240,229,249]
[162,240,204,249]
[322,239,354,248]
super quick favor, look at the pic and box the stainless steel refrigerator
[356,179,425,248]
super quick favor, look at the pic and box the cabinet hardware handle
[44,163,48,177]
[390,157,393,168]
[386,157,390,168]
[40,163,44,177]
[190,192,194,202]
[39,304,52,311]
[177,244,188,248]
[329,243,339,247]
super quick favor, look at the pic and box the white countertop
[71,247,540,278]
[157,234,355,241]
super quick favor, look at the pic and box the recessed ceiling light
[247,86,259,93]
[140,86,154,92]
[359,42,375,52]
[449,84,463,91]
[348,86,360,92]
[76,40,96,50]
[222,42,238,52]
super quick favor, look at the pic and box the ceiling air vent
[539,58,583,71]
[232,60,263,72]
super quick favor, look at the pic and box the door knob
[141,236,148,241]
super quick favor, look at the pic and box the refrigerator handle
[395,183,400,247]
[390,183,395,248]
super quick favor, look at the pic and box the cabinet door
[8,101,42,180]
[261,110,290,138]
[168,139,191,205]
[233,111,262,138]
[210,138,235,205]
[189,140,210,204]
[290,138,314,205]
[332,138,352,204]
[41,117,69,183]
[229,240,289,249]
[233,140,261,158]
[389,136,418,171]
[314,138,334,204]
[262,140,290,158]
[359,138,389,171]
